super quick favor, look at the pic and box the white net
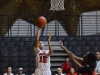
[50,0,65,11]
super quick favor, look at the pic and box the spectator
[3,67,14,75]
[16,68,25,75]
[95,52,100,75]
[67,68,77,75]
[55,68,65,75]
[62,56,72,74]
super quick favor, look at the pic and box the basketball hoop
[50,0,65,11]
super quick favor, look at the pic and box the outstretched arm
[48,34,53,56]
[59,40,69,54]
[59,40,83,63]
[34,28,41,54]
[74,55,83,63]
[69,51,83,69]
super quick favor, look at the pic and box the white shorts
[35,68,51,75]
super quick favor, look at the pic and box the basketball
[36,16,47,28]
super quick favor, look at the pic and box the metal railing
[0,15,100,37]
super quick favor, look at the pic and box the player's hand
[59,40,64,49]
[38,27,42,30]
[48,34,51,41]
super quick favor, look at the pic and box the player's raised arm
[68,51,83,69]
[48,34,53,56]
[59,40,83,63]
[34,28,41,54]
[59,40,69,54]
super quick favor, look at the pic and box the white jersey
[36,48,50,69]
[95,60,100,73]
[3,73,13,75]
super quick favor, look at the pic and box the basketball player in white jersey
[34,27,53,75]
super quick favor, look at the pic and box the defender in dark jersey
[59,40,96,75]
